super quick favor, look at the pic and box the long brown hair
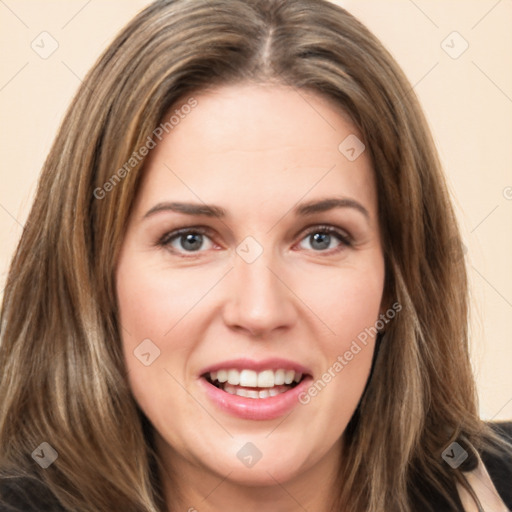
[0,0,506,510]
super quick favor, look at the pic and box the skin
[116,83,385,512]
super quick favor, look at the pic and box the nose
[221,254,297,337]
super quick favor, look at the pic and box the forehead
[134,83,377,217]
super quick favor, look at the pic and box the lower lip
[199,376,312,421]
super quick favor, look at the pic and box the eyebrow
[294,197,369,219]
[143,202,226,219]
[143,197,369,221]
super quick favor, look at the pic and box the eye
[159,227,216,254]
[297,225,352,253]
[157,224,352,256]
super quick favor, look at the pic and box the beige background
[0,1,511,420]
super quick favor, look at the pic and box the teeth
[235,387,248,398]
[284,370,295,385]
[224,384,237,395]
[223,383,289,399]
[208,368,304,389]
[239,369,258,387]
[257,370,274,387]
[227,369,240,385]
[274,369,285,385]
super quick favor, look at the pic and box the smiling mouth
[203,368,307,399]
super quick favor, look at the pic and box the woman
[0,0,510,510]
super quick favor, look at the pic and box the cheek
[115,252,204,436]
[296,261,384,418]
[303,262,384,344]
[116,253,210,347]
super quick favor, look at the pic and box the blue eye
[298,226,352,252]
[160,229,215,253]
[158,224,352,257]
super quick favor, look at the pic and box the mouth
[198,359,312,420]
[203,368,306,399]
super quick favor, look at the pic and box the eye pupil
[181,233,203,251]
[310,232,330,250]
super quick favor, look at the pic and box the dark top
[1,422,511,511]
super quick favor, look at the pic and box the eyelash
[157,224,353,257]
[299,225,353,252]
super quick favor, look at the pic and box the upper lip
[199,358,312,377]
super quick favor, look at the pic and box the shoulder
[0,476,64,512]
[481,421,512,509]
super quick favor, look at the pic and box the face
[116,84,385,490]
